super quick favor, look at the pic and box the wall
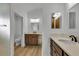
[10,4,28,55]
[66,3,77,9]
[42,3,68,56]
[11,4,28,34]
[11,3,44,34]
[27,8,43,33]
[14,13,23,46]
[14,14,22,38]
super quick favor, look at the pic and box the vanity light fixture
[30,18,40,23]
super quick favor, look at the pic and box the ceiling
[11,3,44,16]
[11,3,77,16]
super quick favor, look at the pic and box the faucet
[69,35,77,42]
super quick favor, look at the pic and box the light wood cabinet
[50,39,69,56]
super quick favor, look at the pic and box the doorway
[14,13,23,55]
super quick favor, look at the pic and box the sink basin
[58,39,77,45]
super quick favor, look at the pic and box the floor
[14,45,42,56]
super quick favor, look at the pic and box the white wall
[27,8,43,33]
[14,13,23,46]
[14,14,22,38]
[42,3,68,56]
[11,4,28,34]
[66,3,77,9]
[10,4,28,55]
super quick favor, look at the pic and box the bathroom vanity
[50,35,79,56]
[25,33,42,45]
[50,39,68,56]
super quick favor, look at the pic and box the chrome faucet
[69,35,77,42]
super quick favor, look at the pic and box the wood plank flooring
[14,45,42,56]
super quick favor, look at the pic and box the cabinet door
[25,34,29,45]
[53,41,62,56]
[50,39,69,56]
[63,52,69,56]
[50,39,53,55]
[53,47,57,56]
[28,35,33,44]
[25,34,39,45]
[31,35,38,45]
[27,34,38,45]
[53,46,61,56]
[50,39,62,56]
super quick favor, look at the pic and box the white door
[0,4,10,56]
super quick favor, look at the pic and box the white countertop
[51,35,79,56]
[27,33,42,35]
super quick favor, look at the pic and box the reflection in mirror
[51,12,61,29]
[69,12,76,29]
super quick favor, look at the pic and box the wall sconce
[30,18,40,23]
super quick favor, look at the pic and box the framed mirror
[51,12,61,29]
[30,18,40,33]
[69,12,76,29]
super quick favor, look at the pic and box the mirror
[30,18,40,33]
[69,12,76,29]
[51,12,61,29]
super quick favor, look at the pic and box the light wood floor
[14,45,42,56]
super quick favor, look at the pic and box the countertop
[26,33,42,35]
[51,35,79,56]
